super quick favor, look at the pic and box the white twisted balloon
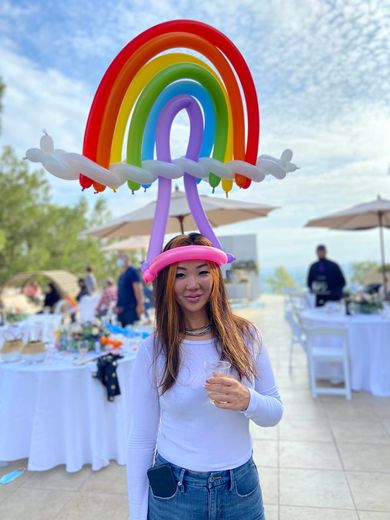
[25,133,299,188]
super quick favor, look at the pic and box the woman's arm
[127,337,160,520]
[242,342,283,427]
[205,337,283,427]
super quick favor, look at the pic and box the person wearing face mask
[115,254,145,327]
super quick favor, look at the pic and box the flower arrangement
[59,319,111,352]
[5,308,28,324]
[348,292,383,314]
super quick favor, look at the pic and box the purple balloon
[144,94,234,271]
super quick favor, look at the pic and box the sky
[0,0,389,278]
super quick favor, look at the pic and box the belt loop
[178,467,186,492]
[229,469,234,491]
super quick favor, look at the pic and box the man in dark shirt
[307,245,346,307]
[115,254,145,327]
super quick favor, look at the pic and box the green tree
[265,266,297,294]
[0,147,113,286]
[351,261,380,284]
[0,77,4,132]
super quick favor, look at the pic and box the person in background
[126,233,283,520]
[85,266,98,295]
[96,278,118,317]
[76,278,89,302]
[23,281,41,305]
[307,244,346,307]
[115,254,145,327]
[42,282,61,313]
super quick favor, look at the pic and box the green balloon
[126,62,229,190]
[127,179,141,193]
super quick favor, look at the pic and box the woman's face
[174,261,213,315]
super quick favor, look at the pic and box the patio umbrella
[100,236,149,253]
[84,187,277,239]
[305,195,390,295]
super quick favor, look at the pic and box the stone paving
[1,295,389,519]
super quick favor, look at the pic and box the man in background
[115,254,144,327]
[307,245,346,307]
[85,266,98,295]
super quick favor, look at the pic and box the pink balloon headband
[142,245,233,283]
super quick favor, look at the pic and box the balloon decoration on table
[25,20,298,282]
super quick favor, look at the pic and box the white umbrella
[100,236,149,252]
[305,195,390,295]
[84,187,277,239]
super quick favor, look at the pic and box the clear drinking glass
[204,360,231,405]
[78,340,89,356]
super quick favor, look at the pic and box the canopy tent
[1,270,79,298]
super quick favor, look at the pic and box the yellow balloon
[110,53,234,164]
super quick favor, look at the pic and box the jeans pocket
[234,463,260,498]
[150,483,179,501]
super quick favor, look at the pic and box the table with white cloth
[300,308,390,396]
[0,350,136,472]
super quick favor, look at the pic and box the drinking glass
[204,360,231,405]
[78,341,89,356]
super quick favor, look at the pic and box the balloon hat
[26,20,298,283]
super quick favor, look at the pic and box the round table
[300,308,390,396]
[0,350,136,472]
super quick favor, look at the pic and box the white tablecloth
[0,351,136,471]
[300,309,390,396]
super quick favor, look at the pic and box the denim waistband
[154,453,255,490]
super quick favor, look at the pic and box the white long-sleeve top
[126,333,283,520]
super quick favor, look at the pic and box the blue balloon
[141,80,216,188]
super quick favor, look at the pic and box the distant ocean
[259,263,354,293]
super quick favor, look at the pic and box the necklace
[184,323,213,336]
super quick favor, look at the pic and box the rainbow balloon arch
[26,20,298,282]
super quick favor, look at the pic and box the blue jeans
[147,453,265,520]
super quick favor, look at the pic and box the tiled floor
[1,295,389,519]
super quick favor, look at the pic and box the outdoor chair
[78,295,99,323]
[285,308,307,373]
[304,326,351,400]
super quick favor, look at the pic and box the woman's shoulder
[243,322,263,357]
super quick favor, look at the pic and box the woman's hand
[205,376,250,411]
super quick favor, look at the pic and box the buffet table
[0,351,136,471]
[300,308,390,396]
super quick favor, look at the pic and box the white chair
[285,309,307,372]
[78,295,99,323]
[304,326,351,400]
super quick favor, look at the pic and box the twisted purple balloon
[143,94,233,271]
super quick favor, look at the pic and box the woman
[42,282,61,313]
[75,278,89,302]
[127,233,283,520]
[96,278,117,317]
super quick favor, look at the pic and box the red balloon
[79,174,93,190]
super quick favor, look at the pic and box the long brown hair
[153,233,259,394]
